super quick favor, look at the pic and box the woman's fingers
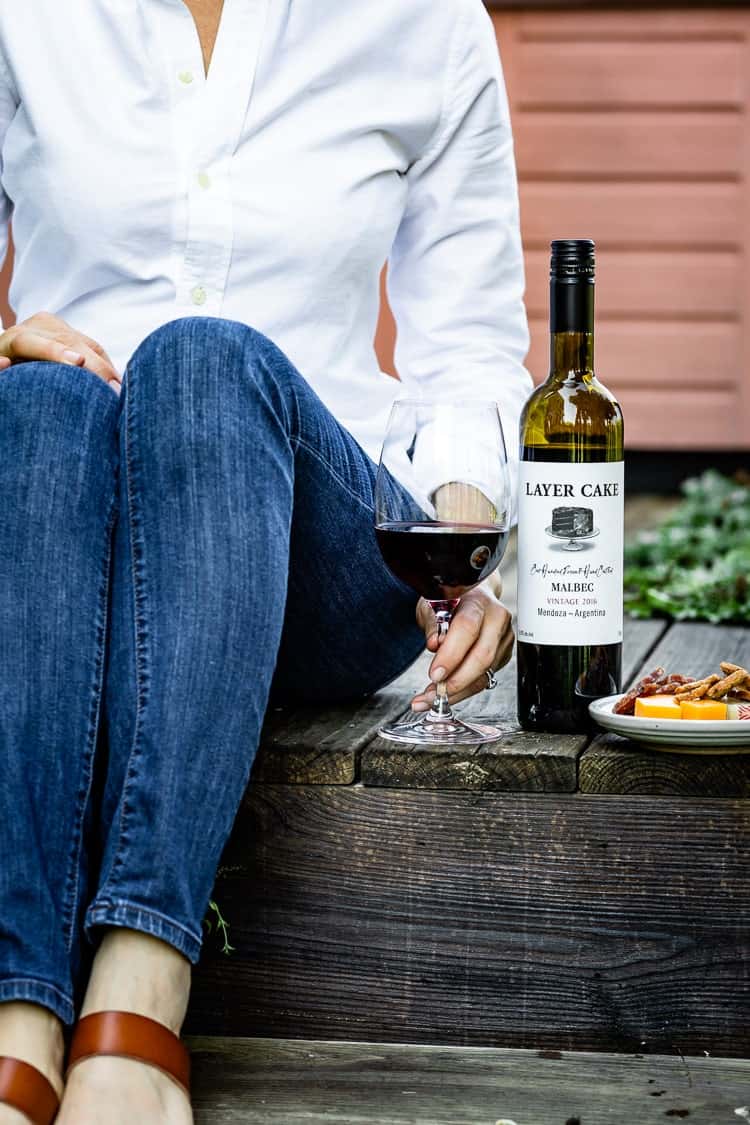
[443,616,514,705]
[440,600,513,697]
[416,599,441,652]
[80,330,118,371]
[426,591,487,683]
[412,592,514,710]
[0,326,121,390]
[1,327,85,367]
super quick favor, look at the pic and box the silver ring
[485,669,498,690]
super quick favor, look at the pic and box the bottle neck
[551,331,594,379]
[549,276,594,379]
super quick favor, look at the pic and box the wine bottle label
[517,460,624,646]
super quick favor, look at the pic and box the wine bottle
[517,239,624,732]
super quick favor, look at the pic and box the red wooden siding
[498,6,750,450]
[376,7,750,451]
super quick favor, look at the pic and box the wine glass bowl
[374,399,511,745]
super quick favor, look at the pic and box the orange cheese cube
[634,695,682,719]
[679,699,727,721]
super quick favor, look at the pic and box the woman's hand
[0,311,122,392]
[411,579,514,711]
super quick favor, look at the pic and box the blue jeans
[0,317,423,1025]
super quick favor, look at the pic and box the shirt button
[178,69,194,84]
[191,285,207,306]
[197,172,211,190]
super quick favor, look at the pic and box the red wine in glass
[374,400,511,745]
[376,521,509,602]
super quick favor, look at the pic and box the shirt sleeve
[386,1,533,520]
[0,49,16,331]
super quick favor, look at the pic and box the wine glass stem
[430,608,453,720]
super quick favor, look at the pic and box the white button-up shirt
[0,0,531,464]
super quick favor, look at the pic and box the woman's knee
[127,316,264,373]
[125,317,294,408]
[0,361,118,490]
[0,359,117,434]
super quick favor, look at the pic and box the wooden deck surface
[188,1037,750,1124]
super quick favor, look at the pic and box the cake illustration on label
[545,506,599,552]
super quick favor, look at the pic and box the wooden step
[188,1037,750,1124]
[188,613,750,1056]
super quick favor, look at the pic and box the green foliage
[624,470,750,625]
[203,898,235,955]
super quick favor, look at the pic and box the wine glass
[374,399,511,745]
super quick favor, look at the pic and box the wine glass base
[379,714,503,745]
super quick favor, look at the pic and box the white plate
[589,694,750,754]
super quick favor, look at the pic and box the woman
[0,0,530,1121]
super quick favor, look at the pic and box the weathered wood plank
[620,618,667,688]
[516,114,743,180]
[359,617,665,792]
[522,182,743,250]
[252,659,425,784]
[189,788,749,1055]
[361,727,582,792]
[582,624,750,795]
[189,1038,750,1125]
[581,733,750,798]
[607,388,742,450]
[360,654,583,792]
[517,41,745,109]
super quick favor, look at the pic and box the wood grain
[515,114,743,180]
[580,733,750,797]
[620,618,667,688]
[521,182,743,250]
[582,623,750,794]
[253,659,425,785]
[361,727,583,792]
[189,787,750,1055]
[517,41,744,108]
[625,621,749,695]
[603,388,741,450]
[189,1037,750,1125]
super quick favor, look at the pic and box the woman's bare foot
[56,929,193,1125]
[0,1002,64,1125]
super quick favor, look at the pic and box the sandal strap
[66,1011,190,1094]
[0,1057,59,1125]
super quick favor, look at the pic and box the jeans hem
[0,977,75,1026]
[84,900,203,964]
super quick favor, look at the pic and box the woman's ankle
[81,929,191,1036]
[0,1001,65,1096]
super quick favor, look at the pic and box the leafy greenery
[624,470,750,625]
[203,898,235,955]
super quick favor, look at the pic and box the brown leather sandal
[66,1010,190,1095]
[0,1057,60,1125]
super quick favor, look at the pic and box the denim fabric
[0,317,423,1025]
